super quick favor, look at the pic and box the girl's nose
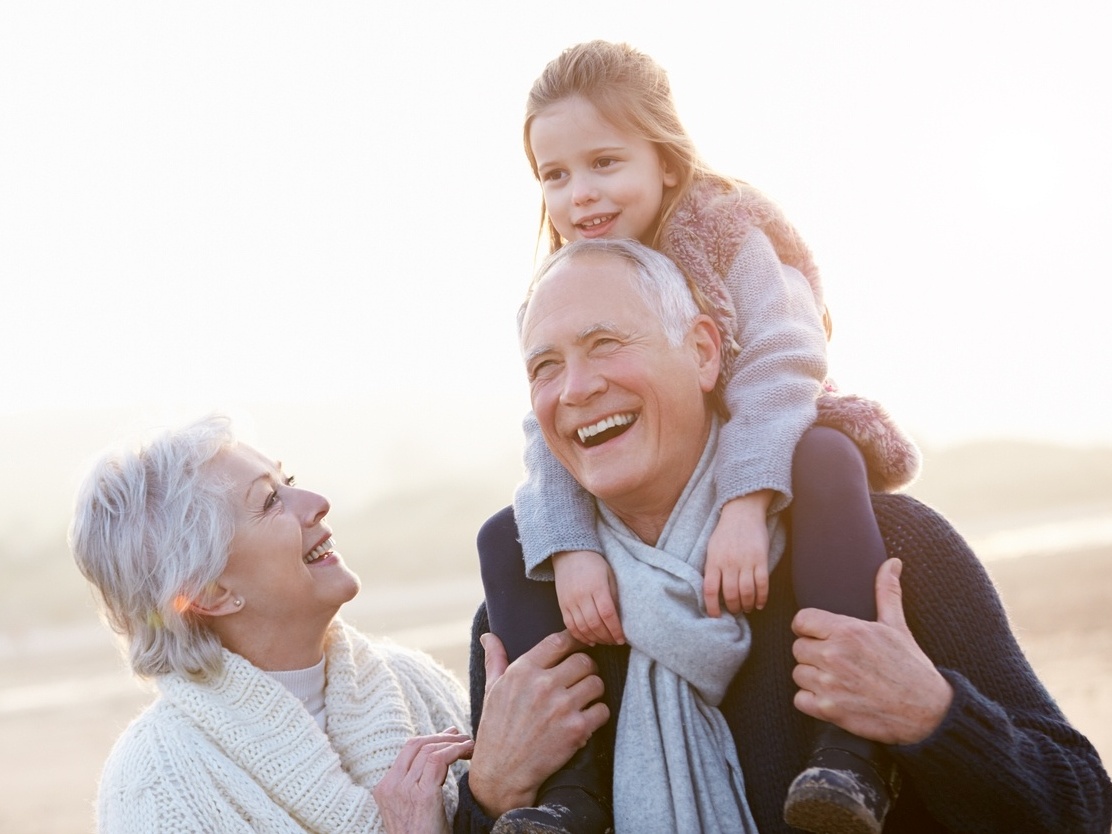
[572,178,598,206]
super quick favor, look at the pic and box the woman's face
[210,443,360,636]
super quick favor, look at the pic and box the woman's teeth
[304,538,334,564]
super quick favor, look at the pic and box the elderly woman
[70,414,473,833]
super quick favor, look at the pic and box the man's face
[521,252,720,531]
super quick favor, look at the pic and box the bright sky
[2,1,1111,514]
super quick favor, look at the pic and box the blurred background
[2,1,1110,831]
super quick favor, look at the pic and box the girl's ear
[188,583,242,618]
[662,158,680,189]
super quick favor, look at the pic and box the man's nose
[560,358,605,405]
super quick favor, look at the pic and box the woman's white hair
[519,238,701,346]
[69,414,237,681]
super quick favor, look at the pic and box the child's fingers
[722,570,744,615]
[703,569,723,618]
[754,564,770,611]
[595,596,625,645]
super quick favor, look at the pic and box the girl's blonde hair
[524,40,734,255]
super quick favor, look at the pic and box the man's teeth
[304,538,334,564]
[578,413,635,444]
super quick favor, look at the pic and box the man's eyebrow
[524,321,622,365]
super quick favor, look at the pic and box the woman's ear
[188,583,242,618]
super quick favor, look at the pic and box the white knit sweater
[96,620,470,833]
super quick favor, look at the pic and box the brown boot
[783,723,901,834]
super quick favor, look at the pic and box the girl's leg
[477,505,566,662]
[790,426,888,620]
[784,426,900,834]
[476,506,612,834]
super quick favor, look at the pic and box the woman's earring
[234,598,243,608]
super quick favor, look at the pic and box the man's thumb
[875,558,908,630]
[481,632,508,695]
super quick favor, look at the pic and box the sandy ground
[2,548,1109,833]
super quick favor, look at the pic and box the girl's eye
[541,169,566,183]
[595,157,617,169]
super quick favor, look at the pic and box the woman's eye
[284,474,296,487]
[263,490,278,511]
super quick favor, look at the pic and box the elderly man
[454,239,1112,834]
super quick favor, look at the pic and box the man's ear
[690,315,722,393]
[188,582,242,618]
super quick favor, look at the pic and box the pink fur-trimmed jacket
[512,179,920,578]
[662,179,921,495]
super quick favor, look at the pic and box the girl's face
[529,96,678,245]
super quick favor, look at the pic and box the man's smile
[576,412,638,447]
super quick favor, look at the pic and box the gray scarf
[597,423,784,833]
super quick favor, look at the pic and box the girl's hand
[373,728,474,834]
[704,491,773,616]
[552,550,625,645]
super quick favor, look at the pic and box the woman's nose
[296,488,330,526]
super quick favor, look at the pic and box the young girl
[479,40,919,834]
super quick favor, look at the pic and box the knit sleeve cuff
[453,772,499,834]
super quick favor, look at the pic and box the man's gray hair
[518,238,701,346]
[69,414,237,681]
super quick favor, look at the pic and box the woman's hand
[373,727,474,834]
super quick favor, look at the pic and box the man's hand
[468,631,610,818]
[704,491,772,616]
[373,727,474,834]
[791,558,954,745]
[553,550,625,645]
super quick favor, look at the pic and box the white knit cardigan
[96,619,470,833]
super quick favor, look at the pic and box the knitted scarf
[598,422,785,833]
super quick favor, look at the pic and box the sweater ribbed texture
[97,619,470,833]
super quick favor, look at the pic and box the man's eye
[530,360,558,380]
